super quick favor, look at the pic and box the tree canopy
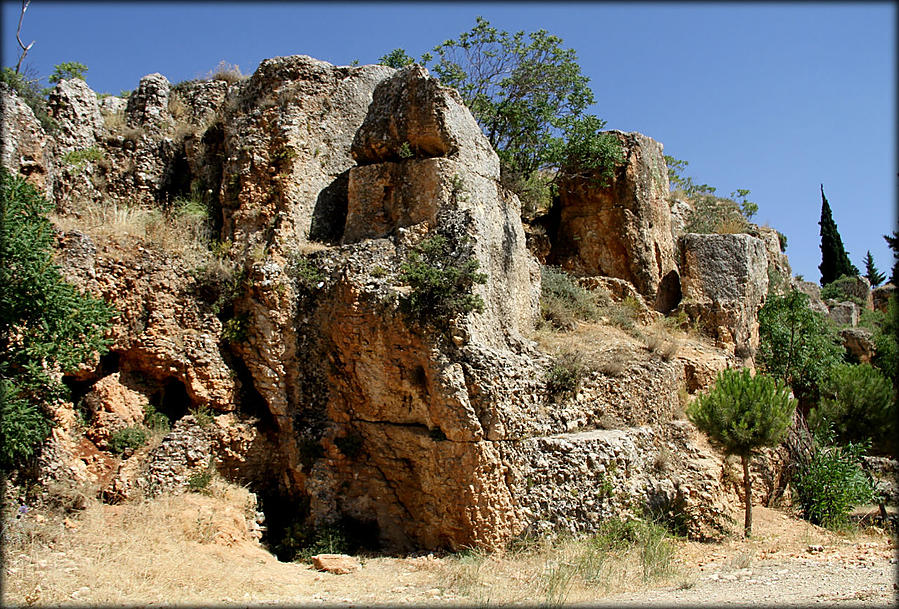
[818,185,858,285]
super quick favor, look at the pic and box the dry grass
[51,200,215,268]
[205,60,246,84]
[642,324,682,361]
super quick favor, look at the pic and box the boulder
[1,83,52,195]
[750,225,791,296]
[351,65,499,177]
[48,78,103,153]
[840,327,876,364]
[312,554,360,574]
[552,130,680,312]
[827,301,859,327]
[678,233,769,355]
[872,283,895,313]
[126,73,172,129]
[82,373,148,449]
[792,279,829,315]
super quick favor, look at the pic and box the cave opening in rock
[150,377,191,422]
[655,269,682,314]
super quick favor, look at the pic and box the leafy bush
[108,426,149,454]
[684,194,749,234]
[538,265,600,330]
[546,349,589,400]
[379,48,416,68]
[187,466,214,493]
[820,274,865,304]
[142,403,170,434]
[757,290,844,403]
[399,234,487,325]
[62,147,104,171]
[276,521,349,562]
[811,363,895,453]
[791,432,876,529]
[687,369,796,535]
[1,169,113,470]
[48,61,88,84]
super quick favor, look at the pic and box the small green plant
[538,265,603,330]
[189,404,214,427]
[820,274,865,305]
[221,313,249,344]
[1,67,56,131]
[277,521,350,562]
[62,147,104,172]
[687,369,796,536]
[270,146,298,174]
[187,465,215,494]
[143,403,170,434]
[379,48,416,68]
[48,61,88,84]
[398,141,414,159]
[108,426,149,454]
[546,349,589,400]
[398,234,487,325]
[288,254,325,288]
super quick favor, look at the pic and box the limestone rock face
[827,301,859,327]
[351,65,499,177]
[48,78,103,154]
[793,279,829,315]
[840,327,875,364]
[552,130,680,312]
[58,233,237,412]
[1,83,51,194]
[679,233,769,355]
[219,55,393,254]
[751,225,791,296]
[126,73,172,130]
[873,283,895,313]
[82,373,148,449]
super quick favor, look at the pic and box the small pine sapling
[687,368,796,536]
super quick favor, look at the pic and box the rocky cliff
[2,56,807,552]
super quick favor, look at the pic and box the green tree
[687,369,796,536]
[426,17,620,198]
[818,185,859,285]
[884,231,898,286]
[48,61,87,84]
[0,169,113,470]
[810,363,895,453]
[862,251,885,287]
[757,290,844,405]
[378,48,415,69]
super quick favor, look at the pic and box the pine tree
[687,369,796,536]
[818,185,859,286]
[885,231,899,286]
[863,251,885,287]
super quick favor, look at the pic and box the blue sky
[3,1,895,284]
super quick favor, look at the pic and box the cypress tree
[818,185,859,285]
[863,251,885,287]
[885,231,899,286]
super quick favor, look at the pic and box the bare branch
[15,0,35,75]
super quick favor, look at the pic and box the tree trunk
[742,454,752,537]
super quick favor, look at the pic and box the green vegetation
[0,170,113,470]
[665,155,757,233]
[538,265,600,330]
[48,61,88,84]
[863,251,885,287]
[818,185,858,286]
[884,231,899,286]
[398,234,487,325]
[189,404,215,428]
[108,426,149,454]
[820,274,864,305]
[789,425,877,529]
[187,466,214,493]
[379,48,415,68]
[546,349,589,401]
[756,290,844,403]
[424,18,622,211]
[143,403,171,434]
[62,146,104,171]
[811,363,894,453]
[687,369,796,536]
[0,66,56,131]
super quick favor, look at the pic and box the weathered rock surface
[872,283,895,313]
[841,327,876,364]
[793,279,829,315]
[827,301,859,327]
[678,233,769,355]
[1,83,52,194]
[48,78,103,154]
[551,130,680,312]
[750,225,792,296]
[82,373,148,449]
[35,55,760,554]
[312,554,361,574]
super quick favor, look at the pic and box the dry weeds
[51,200,215,268]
